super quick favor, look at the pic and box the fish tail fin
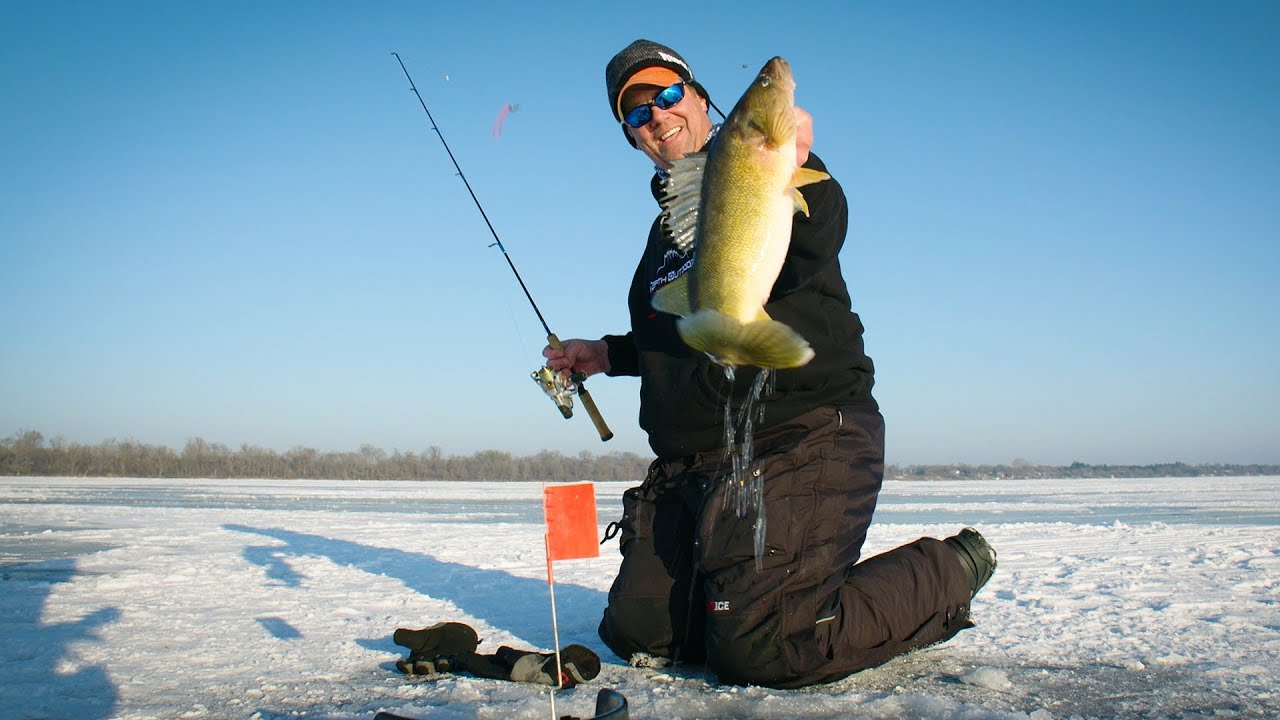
[678,310,815,369]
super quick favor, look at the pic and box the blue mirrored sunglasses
[622,83,686,129]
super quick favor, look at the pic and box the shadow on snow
[223,523,607,652]
[0,559,119,720]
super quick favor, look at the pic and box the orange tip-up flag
[543,482,599,561]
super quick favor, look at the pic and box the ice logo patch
[707,600,731,613]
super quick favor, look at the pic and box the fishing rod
[392,52,612,442]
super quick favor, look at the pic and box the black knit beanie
[605,39,697,121]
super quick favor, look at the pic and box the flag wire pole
[545,533,565,718]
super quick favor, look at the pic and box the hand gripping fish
[651,57,829,369]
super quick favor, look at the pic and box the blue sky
[2,1,1277,466]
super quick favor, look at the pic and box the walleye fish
[651,56,828,369]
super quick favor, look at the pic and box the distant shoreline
[2,430,1275,482]
[884,462,1279,481]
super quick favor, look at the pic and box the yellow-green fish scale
[691,82,796,324]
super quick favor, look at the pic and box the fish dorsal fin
[660,152,708,254]
[651,273,693,317]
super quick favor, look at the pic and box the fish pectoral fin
[792,167,830,188]
[790,168,830,216]
[792,188,811,217]
[651,274,693,317]
[660,152,709,254]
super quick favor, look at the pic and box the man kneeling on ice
[543,40,997,688]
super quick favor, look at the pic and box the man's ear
[687,81,712,114]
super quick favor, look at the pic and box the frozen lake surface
[2,476,1278,719]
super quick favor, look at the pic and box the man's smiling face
[622,83,713,170]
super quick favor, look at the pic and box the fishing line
[392,52,613,442]
[392,52,550,336]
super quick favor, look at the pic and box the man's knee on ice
[706,640,805,687]
[703,615,805,687]
[599,597,678,662]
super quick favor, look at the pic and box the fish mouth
[757,57,796,92]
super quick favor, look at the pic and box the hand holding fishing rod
[392,52,612,442]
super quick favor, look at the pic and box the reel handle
[547,333,614,442]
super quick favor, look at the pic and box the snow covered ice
[2,476,1278,719]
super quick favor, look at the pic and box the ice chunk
[959,667,1013,691]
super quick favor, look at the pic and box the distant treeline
[887,461,1280,481]
[0,431,652,481]
[1,431,1276,481]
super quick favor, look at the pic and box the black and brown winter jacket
[603,153,877,459]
